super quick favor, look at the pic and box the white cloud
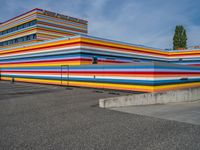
[1,0,200,49]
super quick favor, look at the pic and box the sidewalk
[111,101,200,125]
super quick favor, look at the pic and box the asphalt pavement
[0,81,200,150]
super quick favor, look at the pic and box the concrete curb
[99,87,200,108]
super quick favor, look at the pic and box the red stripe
[170,53,200,57]
[188,64,200,66]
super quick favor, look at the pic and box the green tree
[173,25,187,50]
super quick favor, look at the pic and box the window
[32,20,37,25]
[0,20,37,36]
[0,34,36,46]
[26,35,31,40]
[18,37,22,42]
[22,37,26,41]
[32,34,36,39]
[92,57,98,64]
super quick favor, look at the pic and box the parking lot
[0,81,200,150]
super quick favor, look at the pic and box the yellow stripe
[0,61,81,68]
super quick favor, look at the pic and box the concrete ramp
[99,87,200,108]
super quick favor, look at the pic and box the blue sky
[0,0,200,49]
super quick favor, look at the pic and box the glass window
[33,20,37,25]
[0,20,37,36]
[92,57,98,64]
[27,35,31,40]
[28,22,31,26]
[18,37,22,42]
[1,34,36,46]
[23,37,26,41]
[33,34,36,39]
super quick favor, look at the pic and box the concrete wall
[99,87,200,108]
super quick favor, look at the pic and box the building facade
[0,8,87,48]
[0,9,200,93]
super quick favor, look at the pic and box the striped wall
[1,34,200,66]
[1,62,200,92]
[1,35,200,92]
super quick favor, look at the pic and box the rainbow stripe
[1,35,200,92]
[1,62,200,92]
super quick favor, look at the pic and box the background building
[0,8,88,48]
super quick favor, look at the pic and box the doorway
[61,65,69,86]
